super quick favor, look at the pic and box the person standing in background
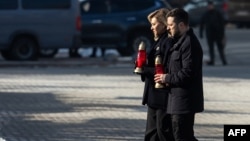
[137,8,174,141]
[69,48,81,58]
[90,47,105,58]
[155,8,204,141]
[200,0,227,66]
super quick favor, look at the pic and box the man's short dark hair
[166,8,189,25]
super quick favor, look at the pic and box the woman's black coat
[141,32,172,109]
[165,28,204,114]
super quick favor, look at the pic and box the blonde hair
[147,8,169,27]
[147,8,169,40]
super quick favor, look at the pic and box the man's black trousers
[171,113,198,141]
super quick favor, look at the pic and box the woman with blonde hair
[138,8,174,141]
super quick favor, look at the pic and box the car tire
[39,48,58,58]
[118,33,153,56]
[10,37,39,61]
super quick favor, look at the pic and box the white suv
[0,0,81,60]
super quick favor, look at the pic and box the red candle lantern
[155,55,165,88]
[134,42,147,74]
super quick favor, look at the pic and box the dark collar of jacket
[149,31,169,53]
[170,28,194,52]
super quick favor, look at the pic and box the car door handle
[92,19,102,24]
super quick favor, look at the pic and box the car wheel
[39,48,58,58]
[118,33,153,56]
[11,37,39,61]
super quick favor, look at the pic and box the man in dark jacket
[200,1,227,65]
[155,8,204,141]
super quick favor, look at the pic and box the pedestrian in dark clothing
[154,8,204,141]
[69,48,81,58]
[200,1,227,65]
[90,47,106,58]
[138,8,174,141]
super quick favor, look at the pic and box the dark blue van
[79,0,171,56]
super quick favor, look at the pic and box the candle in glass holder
[155,55,165,88]
[134,42,147,74]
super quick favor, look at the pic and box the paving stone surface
[0,64,249,141]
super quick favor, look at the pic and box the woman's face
[150,17,166,38]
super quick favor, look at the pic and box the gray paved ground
[0,27,250,141]
[0,63,249,141]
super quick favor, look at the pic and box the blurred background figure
[69,48,82,58]
[200,0,227,66]
[90,47,106,58]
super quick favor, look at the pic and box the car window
[132,0,155,11]
[109,0,130,13]
[80,0,108,14]
[0,0,18,10]
[22,0,71,9]
[80,0,155,14]
[110,0,155,13]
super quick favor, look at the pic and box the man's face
[167,17,181,38]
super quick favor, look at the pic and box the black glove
[140,66,153,82]
[142,66,154,76]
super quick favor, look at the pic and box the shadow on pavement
[0,92,145,141]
